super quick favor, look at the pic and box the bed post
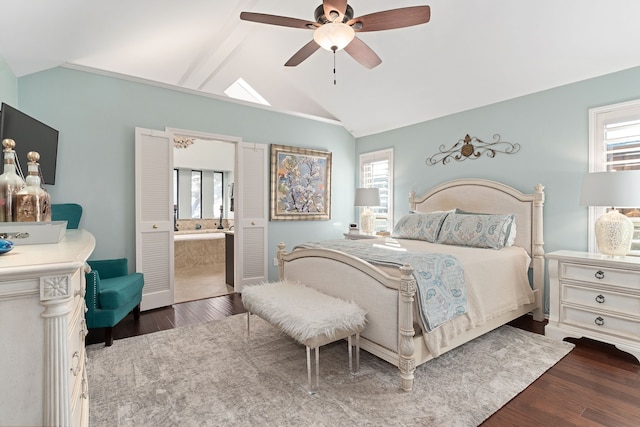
[532,184,545,321]
[277,242,287,280]
[398,264,417,392]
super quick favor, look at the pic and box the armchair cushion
[98,272,144,310]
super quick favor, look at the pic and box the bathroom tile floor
[174,263,233,303]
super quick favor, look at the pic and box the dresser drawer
[562,306,640,340]
[563,283,640,316]
[561,262,640,290]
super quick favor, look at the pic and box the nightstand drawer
[562,263,640,289]
[563,284,640,315]
[562,306,640,339]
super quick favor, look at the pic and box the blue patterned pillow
[455,209,517,247]
[392,212,449,243]
[437,213,515,249]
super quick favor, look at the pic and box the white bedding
[351,237,534,356]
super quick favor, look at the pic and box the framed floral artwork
[270,144,332,221]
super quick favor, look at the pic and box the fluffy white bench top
[242,281,367,346]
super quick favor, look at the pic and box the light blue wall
[0,57,18,109]
[17,67,355,279]
[356,65,640,311]
[13,62,640,307]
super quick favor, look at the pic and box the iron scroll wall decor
[426,134,520,166]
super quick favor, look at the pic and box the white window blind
[360,149,393,233]
[603,120,640,170]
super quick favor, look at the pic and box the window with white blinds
[589,100,640,255]
[359,149,394,233]
[603,120,640,169]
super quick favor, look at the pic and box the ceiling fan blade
[240,12,317,30]
[285,40,321,67]
[347,6,431,32]
[344,37,382,69]
[323,0,348,21]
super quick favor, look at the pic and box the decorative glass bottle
[14,151,51,222]
[0,138,25,222]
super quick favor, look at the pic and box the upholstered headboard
[409,179,544,259]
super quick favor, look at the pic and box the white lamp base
[595,209,634,256]
[360,207,376,235]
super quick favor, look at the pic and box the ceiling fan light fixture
[313,22,355,51]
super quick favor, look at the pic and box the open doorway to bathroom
[170,129,235,303]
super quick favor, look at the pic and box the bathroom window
[174,168,225,219]
[191,170,202,219]
[173,169,178,208]
[213,172,224,216]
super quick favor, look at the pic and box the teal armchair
[85,258,144,346]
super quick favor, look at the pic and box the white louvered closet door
[135,127,174,310]
[234,141,268,292]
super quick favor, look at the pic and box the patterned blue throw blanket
[295,240,467,332]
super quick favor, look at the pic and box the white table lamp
[580,170,640,256]
[355,188,380,235]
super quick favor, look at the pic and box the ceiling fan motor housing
[314,4,354,24]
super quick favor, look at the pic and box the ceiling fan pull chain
[332,46,337,85]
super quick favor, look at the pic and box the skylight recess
[224,78,270,106]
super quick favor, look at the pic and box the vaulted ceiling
[2,1,640,137]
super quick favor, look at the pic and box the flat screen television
[0,102,59,185]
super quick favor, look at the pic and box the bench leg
[246,312,251,341]
[348,333,361,375]
[306,346,320,394]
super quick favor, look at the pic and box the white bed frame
[276,179,545,391]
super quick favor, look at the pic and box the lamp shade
[580,170,640,208]
[354,188,380,207]
[580,170,640,256]
[313,23,355,51]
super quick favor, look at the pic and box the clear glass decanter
[14,151,51,222]
[0,138,26,222]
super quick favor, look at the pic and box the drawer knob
[594,270,605,279]
[594,316,605,326]
[595,294,606,304]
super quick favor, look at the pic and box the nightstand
[343,233,378,240]
[545,250,640,363]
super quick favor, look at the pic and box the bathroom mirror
[173,136,235,220]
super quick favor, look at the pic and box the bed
[276,178,545,391]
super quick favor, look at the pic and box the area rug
[86,314,574,427]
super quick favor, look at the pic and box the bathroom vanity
[225,230,234,287]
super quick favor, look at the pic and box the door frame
[165,128,268,295]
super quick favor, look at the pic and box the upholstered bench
[242,280,367,394]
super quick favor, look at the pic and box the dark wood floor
[87,295,640,426]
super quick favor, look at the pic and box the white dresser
[546,250,640,362]
[0,230,95,426]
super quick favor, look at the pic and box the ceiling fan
[240,1,431,69]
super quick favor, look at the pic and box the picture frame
[270,144,332,221]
